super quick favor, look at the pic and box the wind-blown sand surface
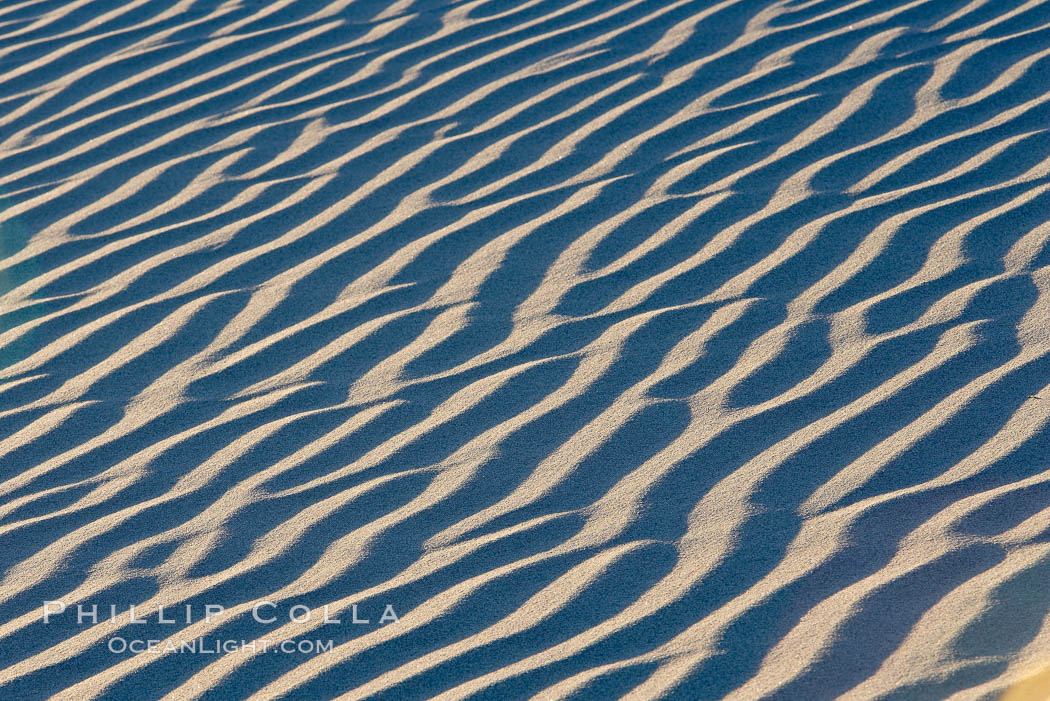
[2,0,1050,698]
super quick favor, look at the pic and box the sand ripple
[3,0,1050,698]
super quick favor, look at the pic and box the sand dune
[2,0,1050,698]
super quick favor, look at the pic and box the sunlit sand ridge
[2,0,1050,698]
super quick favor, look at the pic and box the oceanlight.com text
[107,637,335,655]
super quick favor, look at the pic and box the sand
[2,0,1050,699]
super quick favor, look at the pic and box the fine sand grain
[3,0,1050,699]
